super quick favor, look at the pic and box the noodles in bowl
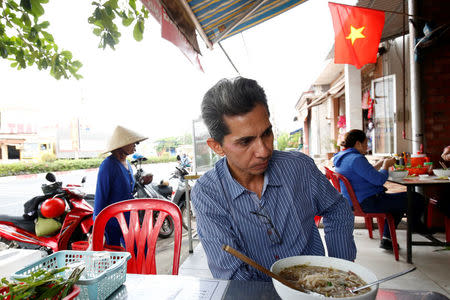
[271,256,378,300]
[279,264,370,297]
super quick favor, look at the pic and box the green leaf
[92,27,102,36]
[133,19,143,41]
[93,6,101,19]
[41,30,54,42]
[0,46,8,58]
[61,50,72,59]
[106,0,118,10]
[38,20,49,28]
[11,17,23,27]
[122,16,134,27]
[104,32,115,49]
[20,0,32,11]
[30,0,45,17]
[21,13,32,27]
[128,0,136,11]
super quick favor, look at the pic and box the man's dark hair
[201,77,270,144]
[341,129,367,148]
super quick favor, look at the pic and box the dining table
[105,274,450,300]
[387,176,450,263]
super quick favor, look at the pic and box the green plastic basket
[12,250,130,300]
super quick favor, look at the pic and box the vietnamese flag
[328,2,385,69]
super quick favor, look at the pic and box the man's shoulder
[193,164,223,194]
[271,150,313,166]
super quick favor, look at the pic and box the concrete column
[344,64,363,130]
[408,0,422,153]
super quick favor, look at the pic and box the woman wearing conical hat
[93,125,150,247]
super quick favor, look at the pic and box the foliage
[1,0,150,79]
[276,132,301,151]
[0,0,83,79]
[40,151,56,162]
[0,155,177,177]
[155,134,193,154]
[288,132,301,148]
[88,0,149,50]
[276,132,289,151]
[0,266,83,299]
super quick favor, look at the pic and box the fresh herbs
[0,265,84,300]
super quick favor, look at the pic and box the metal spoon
[349,267,416,293]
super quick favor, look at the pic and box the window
[371,75,396,155]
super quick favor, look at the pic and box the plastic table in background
[387,176,450,263]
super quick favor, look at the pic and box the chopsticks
[439,161,447,170]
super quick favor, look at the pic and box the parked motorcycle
[0,173,93,253]
[131,154,192,237]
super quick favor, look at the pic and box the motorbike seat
[0,215,35,233]
[156,185,173,199]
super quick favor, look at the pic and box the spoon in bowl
[348,267,416,294]
[222,245,312,293]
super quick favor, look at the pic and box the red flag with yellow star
[328,2,385,69]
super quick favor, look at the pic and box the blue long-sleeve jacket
[333,148,387,205]
[94,155,135,246]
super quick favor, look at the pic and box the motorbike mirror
[81,176,86,184]
[46,173,56,182]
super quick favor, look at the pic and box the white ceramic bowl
[271,256,378,300]
[433,169,450,177]
[389,170,409,179]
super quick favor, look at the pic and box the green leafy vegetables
[0,265,84,300]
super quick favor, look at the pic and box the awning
[357,0,409,42]
[154,0,308,50]
[185,0,307,47]
[290,128,303,135]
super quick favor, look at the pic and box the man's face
[208,103,274,181]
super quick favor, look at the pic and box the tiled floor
[179,228,450,297]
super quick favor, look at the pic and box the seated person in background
[333,129,427,250]
[191,77,356,281]
[442,146,450,161]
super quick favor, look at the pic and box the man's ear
[206,138,225,157]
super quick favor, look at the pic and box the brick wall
[420,0,450,164]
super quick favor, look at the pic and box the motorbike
[131,154,192,238]
[0,173,94,253]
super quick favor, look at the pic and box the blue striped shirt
[191,150,356,281]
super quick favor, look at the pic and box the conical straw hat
[103,125,148,154]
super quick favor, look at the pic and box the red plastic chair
[324,167,377,240]
[91,198,183,274]
[325,167,399,261]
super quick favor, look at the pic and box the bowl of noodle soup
[271,256,378,300]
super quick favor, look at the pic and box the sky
[1,0,355,142]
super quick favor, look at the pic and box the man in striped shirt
[191,77,356,281]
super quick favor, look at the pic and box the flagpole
[328,2,430,21]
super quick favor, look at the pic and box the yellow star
[346,26,366,45]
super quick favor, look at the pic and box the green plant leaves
[133,18,143,41]
[89,0,147,49]
[1,0,150,80]
[1,0,83,79]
